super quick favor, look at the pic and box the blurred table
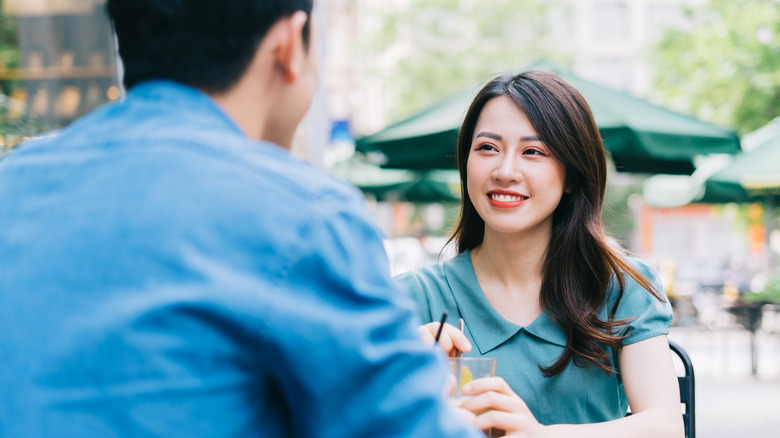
[725,302,776,375]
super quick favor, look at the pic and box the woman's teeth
[491,194,525,202]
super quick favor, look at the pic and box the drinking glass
[448,357,497,404]
[449,357,498,436]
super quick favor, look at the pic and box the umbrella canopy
[401,170,461,203]
[356,62,740,175]
[328,158,414,199]
[643,118,780,271]
[329,159,460,203]
[644,118,780,206]
[702,118,780,203]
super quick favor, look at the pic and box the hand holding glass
[448,357,497,406]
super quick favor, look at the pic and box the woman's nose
[492,155,521,183]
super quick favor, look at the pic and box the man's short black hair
[107,0,314,92]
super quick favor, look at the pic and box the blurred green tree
[0,0,19,71]
[0,2,20,155]
[0,3,60,154]
[652,0,780,134]
[602,174,647,249]
[356,0,555,125]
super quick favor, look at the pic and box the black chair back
[669,339,695,438]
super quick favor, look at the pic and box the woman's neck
[470,229,551,325]
[473,229,550,288]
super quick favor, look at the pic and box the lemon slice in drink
[459,365,473,390]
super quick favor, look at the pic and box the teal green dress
[395,250,673,426]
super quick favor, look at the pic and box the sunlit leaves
[652,0,780,134]
[356,0,550,125]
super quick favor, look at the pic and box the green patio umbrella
[701,119,780,271]
[701,118,780,203]
[329,159,460,203]
[356,62,740,175]
[400,170,461,203]
[643,118,780,270]
[328,158,414,199]
[644,118,780,206]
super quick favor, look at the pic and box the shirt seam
[621,327,670,346]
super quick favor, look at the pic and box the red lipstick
[487,190,528,208]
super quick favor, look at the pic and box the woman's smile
[487,190,528,208]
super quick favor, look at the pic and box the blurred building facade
[549,0,702,95]
[0,0,119,147]
[324,0,702,138]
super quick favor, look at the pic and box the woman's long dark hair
[449,71,665,377]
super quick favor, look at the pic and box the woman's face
[466,96,567,239]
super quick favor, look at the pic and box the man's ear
[273,11,309,83]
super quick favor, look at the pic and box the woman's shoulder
[396,251,474,304]
[395,252,464,294]
[393,258,452,324]
[623,255,658,280]
[609,255,673,343]
[614,255,664,298]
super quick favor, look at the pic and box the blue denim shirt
[0,81,481,438]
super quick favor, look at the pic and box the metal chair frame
[669,339,695,438]
[624,340,695,438]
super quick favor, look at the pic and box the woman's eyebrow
[474,131,502,141]
[474,132,542,142]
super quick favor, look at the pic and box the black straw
[433,311,448,345]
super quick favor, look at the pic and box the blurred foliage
[0,1,22,155]
[0,113,59,153]
[744,271,780,304]
[0,1,20,83]
[0,3,60,156]
[602,174,646,249]
[651,0,780,135]
[357,0,557,125]
[0,0,19,49]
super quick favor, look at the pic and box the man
[0,1,481,436]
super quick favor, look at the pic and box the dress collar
[443,250,567,354]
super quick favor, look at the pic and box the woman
[397,71,684,438]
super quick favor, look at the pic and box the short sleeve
[609,258,674,346]
[394,270,434,324]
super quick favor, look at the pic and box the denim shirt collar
[443,250,567,354]
[126,80,293,161]
[130,80,242,130]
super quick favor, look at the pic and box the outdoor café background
[1,0,779,319]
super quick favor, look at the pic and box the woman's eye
[475,143,497,152]
[523,148,546,156]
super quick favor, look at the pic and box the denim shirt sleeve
[262,196,481,438]
[0,82,481,437]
